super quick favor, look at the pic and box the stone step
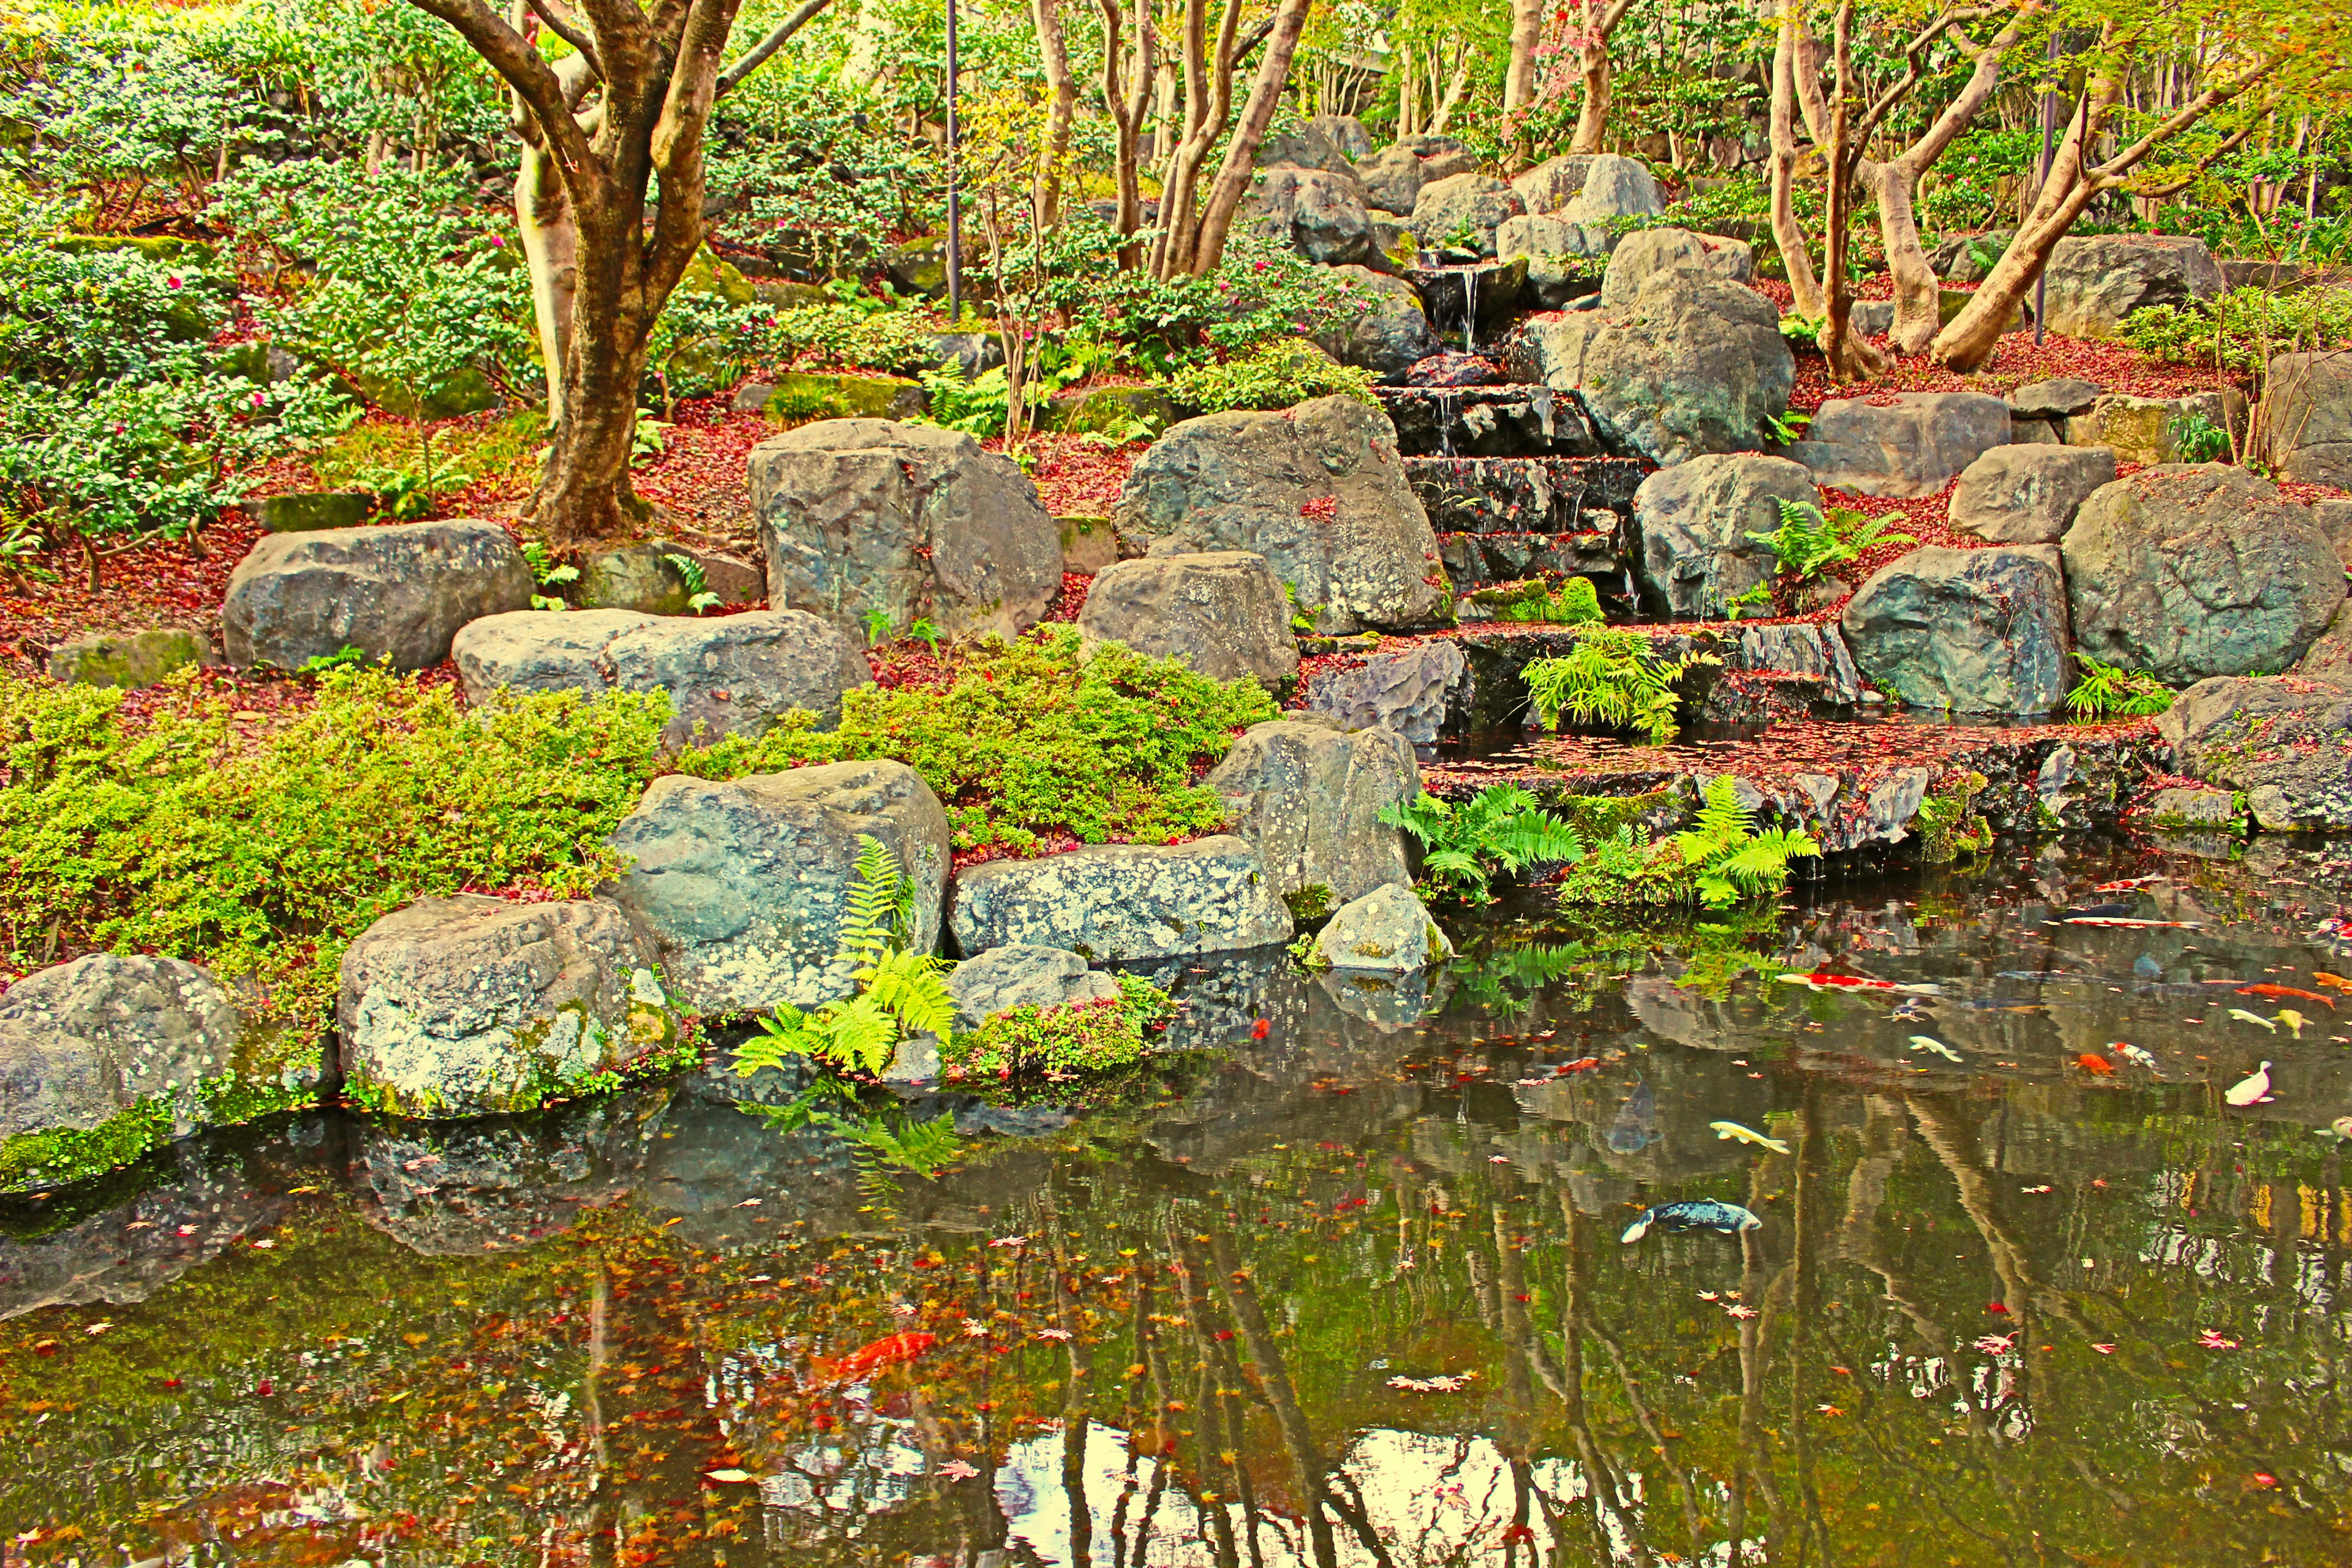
[1404,454,1646,530]
[1378,385,1600,457]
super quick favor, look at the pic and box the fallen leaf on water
[938,1458,981,1480]
[2092,1344,2117,1354]
[2197,1329,2239,1349]
[1036,1328,1073,1341]
[704,1469,753,1483]
[1725,1304,1759,1319]
[83,1322,111,1336]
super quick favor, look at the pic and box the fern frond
[862,949,956,1038]
[806,993,902,1076]
[839,832,907,968]
[733,1005,814,1076]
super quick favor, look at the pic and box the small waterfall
[1463,266,1479,353]
[1531,387,1555,442]
[1435,391,1458,458]
[1622,565,1637,603]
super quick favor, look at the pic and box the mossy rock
[47,627,212,690]
[243,491,374,533]
[883,236,951,298]
[1057,514,1122,575]
[749,371,927,423]
[752,277,831,312]
[1041,384,1174,438]
[355,363,505,420]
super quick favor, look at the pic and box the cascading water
[1462,266,1478,353]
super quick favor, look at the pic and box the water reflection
[4,837,2350,1564]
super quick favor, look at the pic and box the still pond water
[5,836,2351,1566]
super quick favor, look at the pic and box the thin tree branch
[717,0,834,96]
[409,0,598,183]
[524,0,603,77]
[2090,62,2278,183]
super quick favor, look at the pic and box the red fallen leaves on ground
[1787,327,2243,415]
[1043,572,1091,624]
[983,433,1143,517]
[1,511,263,679]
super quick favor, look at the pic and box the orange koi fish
[812,1332,936,1385]
[2239,983,2334,1009]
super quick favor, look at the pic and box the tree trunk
[1188,0,1314,273]
[1867,162,1944,353]
[1768,0,1825,319]
[532,227,654,543]
[515,134,579,421]
[1569,34,1611,154]
[1503,0,1543,162]
[1031,0,1078,227]
[1098,0,1154,267]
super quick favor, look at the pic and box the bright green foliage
[1779,314,1825,349]
[2169,410,2231,462]
[763,302,946,375]
[1523,630,1720,746]
[1724,583,1775,620]
[733,835,952,1079]
[1488,576,1604,625]
[0,667,668,1041]
[644,287,767,415]
[658,552,723,613]
[2122,285,2352,372]
[918,363,1013,436]
[679,627,1276,853]
[1379,785,1585,904]
[1558,777,1820,910]
[1166,339,1376,413]
[947,973,1174,1079]
[1749,497,1915,582]
[2068,655,2175,718]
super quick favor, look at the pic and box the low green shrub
[2122,285,2352,372]
[2067,655,2174,718]
[1749,497,1915,582]
[1166,339,1376,413]
[1523,630,1720,746]
[763,302,944,374]
[0,667,668,1042]
[946,973,1173,1079]
[679,625,1276,853]
[1482,575,1604,625]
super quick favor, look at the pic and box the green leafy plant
[2169,410,2231,462]
[1779,314,1825,349]
[630,411,672,464]
[2122,285,2352,374]
[1379,785,1585,904]
[1283,582,1316,633]
[1557,776,1820,910]
[296,644,372,676]
[1166,340,1376,414]
[862,605,896,647]
[520,541,578,612]
[918,363,1014,437]
[946,973,1174,1079]
[676,627,1274,854]
[1487,576,1604,625]
[2067,655,2175,718]
[1523,631,1721,746]
[0,508,53,586]
[1749,497,1915,582]
[1724,583,1775,620]
[1765,410,1812,444]
[907,616,944,657]
[660,552,722,614]
[732,835,952,1079]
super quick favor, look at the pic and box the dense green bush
[0,668,669,1038]
[1556,777,1820,910]
[680,626,1276,852]
[2122,285,2352,372]
[946,974,1173,1079]
[1525,631,1720,746]
[1167,339,1376,413]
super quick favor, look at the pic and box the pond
[5,834,2350,1566]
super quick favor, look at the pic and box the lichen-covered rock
[453,608,872,747]
[1257,121,1363,181]
[2062,465,2343,685]
[1634,454,1817,619]
[2008,378,2103,421]
[2147,786,2238,829]
[1303,640,1471,742]
[1,956,300,1191]
[946,945,1119,1034]
[1202,716,1418,905]
[602,760,951,1014]
[1077,552,1300,687]
[1513,152,1660,223]
[1313,265,1442,377]
[2264,350,2352,489]
[1411,173,1525,257]
[47,627,211,690]
[1516,266,1790,466]
[2294,597,2352,687]
[1308,114,1374,160]
[240,491,371,533]
[1247,166,1376,265]
[1792,392,2011,499]
[2064,391,2244,464]
[1948,443,2117,545]
[222,521,532,671]
[1355,145,1430,216]
[336,896,678,1119]
[1493,214,1610,307]
[949,837,1294,962]
[1600,227,1755,299]
[1112,396,1451,631]
[2040,233,2224,339]
[749,419,1061,643]
[1312,883,1453,973]
[1841,546,2071,715]
[575,543,763,614]
[2157,676,2352,830]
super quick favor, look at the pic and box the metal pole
[2034,31,2057,344]
[944,0,963,324]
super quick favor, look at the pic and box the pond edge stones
[949,837,1294,962]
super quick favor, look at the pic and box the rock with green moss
[47,627,211,690]
[1,954,317,1193]
[575,543,764,614]
[736,372,929,422]
[336,895,681,1119]
[241,492,374,533]
[1204,715,1419,903]
[1311,883,1453,973]
[945,944,1119,1035]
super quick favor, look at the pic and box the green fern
[844,1110,961,1193]
[733,834,950,1079]
[1381,786,1585,903]
[2067,654,2174,718]
[1522,630,1720,746]
[1559,776,1819,909]
[1748,497,1915,582]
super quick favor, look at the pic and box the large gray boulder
[1311,883,1453,973]
[1511,153,1596,215]
[1602,227,1755,299]
[749,420,1061,643]
[946,944,1119,1035]
[601,760,951,1014]
[1517,270,1793,465]
[1308,115,1374,160]
[453,608,872,746]
[2064,390,2245,465]
[1947,444,2117,545]
[1113,396,1451,631]
[1841,545,2071,715]
[2063,465,2344,685]
[1247,167,1376,265]
[1257,121,1363,183]
[2294,597,2352,687]
[0,956,266,1186]
[336,895,679,1119]
[1411,173,1525,257]
[2040,234,2224,339]
[1356,145,1430,217]
[1202,715,1417,907]
[949,837,1294,962]
[221,521,530,671]
[1792,392,2011,499]
[1634,454,1817,619]
[1493,214,1610,308]
[1314,266,1442,377]
[1303,640,1471,743]
[2264,350,2352,489]
[1512,153,1661,224]
[1077,552,1300,687]
[2157,676,2352,830]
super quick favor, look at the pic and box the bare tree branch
[524,0,603,78]
[410,0,598,184]
[717,0,833,97]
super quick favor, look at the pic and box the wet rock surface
[948,838,1294,962]
[1076,551,1300,687]
[1841,545,2072,716]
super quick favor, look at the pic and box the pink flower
[251,391,266,408]
[166,275,181,289]
[489,234,504,246]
